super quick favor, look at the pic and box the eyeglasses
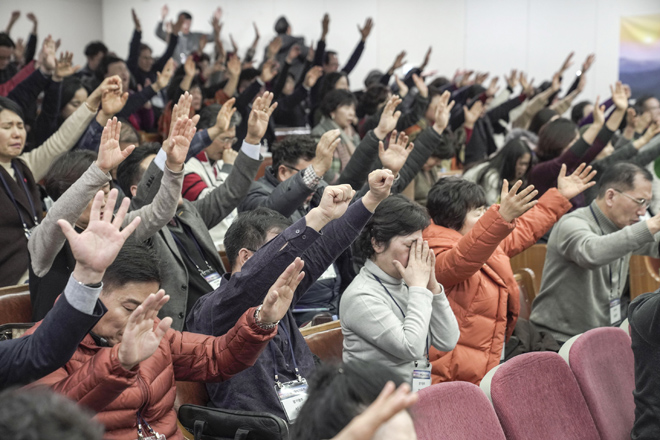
[614,189,649,207]
[218,137,237,145]
[283,164,301,173]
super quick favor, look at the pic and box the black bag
[178,404,290,440]
[0,323,34,341]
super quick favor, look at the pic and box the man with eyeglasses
[183,103,242,250]
[531,162,660,344]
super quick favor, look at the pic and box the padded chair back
[558,327,635,440]
[254,156,273,181]
[414,382,506,440]
[303,321,343,364]
[0,289,32,326]
[481,352,599,440]
[510,244,547,294]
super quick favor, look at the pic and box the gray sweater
[340,259,460,383]
[530,201,660,342]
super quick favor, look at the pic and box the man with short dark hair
[187,169,395,420]
[531,162,660,343]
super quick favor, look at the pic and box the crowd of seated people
[2,5,660,439]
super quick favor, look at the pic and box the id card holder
[202,270,222,290]
[411,360,432,392]
[610,298,621,325]
[275,379,308,423]
[138,434,166,440]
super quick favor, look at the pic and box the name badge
[411,360,432,392]
[202,270,222,290]
[318,264,337,281]
[275,379,308,423]
[610,298,621,325]
[137,434,166,440]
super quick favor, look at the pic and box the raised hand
[557,163,597,200]
[412,73,428,98]
[550,72,561,93]
[498,180,538,222]
[26,12,37,33]
[131,8,141,31]
[321,13,330,39]
[226,53,241,78]
[311,129,341,176]
[433,90,455,133]
[183,55,196,78]
[260,59,278,83]
[388,51,407,74]
[474,72,489,85]
[394,75,408,98]
[558,51,575,75]
[611,81,629,110]
[38,35,57,74]
[153,58,175,92]
[331,382,418,440]
[267,37,283,60]
[208,97,236,140]
[576,73,587,94]
[485,76,500,98]
[259,258,306,323]
[286,44,301,64]
[519,71,535,96]
[161,4,169,20]
[88,75,124,115]
[118,290,172,371]
[198,35,208,53]
[359,17,374,42]
[420,46,432,71]
[374,95,402,140]
[164,116,196,171]
[97,118,135,173]
[222,148,238,165]
[393,240,432,288]
[592,96,605,126]
[379,130,414,176]
[362,169,395,212]
[582,54,595,74]
[462,99,483,130]
[245,91,278,144]
[98,77,129,118]
[304,66,323,89]
[53,52,80,81]
[60,189,141,284]
[6,11,20,34]
[505,69,518,89]
[314,184,356,223]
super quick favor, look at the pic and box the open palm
[97,118,134,173]
[557,163,597,200]
[118,290,172,370]
[259,258,306,323]
[379,130,414,175]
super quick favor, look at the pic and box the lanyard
[169,221,214,275]
[373,274,429,360]
[136,412,159,440]
[269,323,303,387]
[0,163,39,238]
[589,206,624,300]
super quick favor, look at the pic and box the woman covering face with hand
[340,195,459,387]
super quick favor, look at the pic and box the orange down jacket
[424,188,571,384]
[24,306,274,440]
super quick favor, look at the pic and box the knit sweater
[340,259,460,383]
[530,201,660,342]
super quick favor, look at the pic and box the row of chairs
[414,326,635,440]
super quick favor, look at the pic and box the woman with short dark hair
[341,195,459,385]
[424,165,595,385]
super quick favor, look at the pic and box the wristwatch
[254,305,279,330]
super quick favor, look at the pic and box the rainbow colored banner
[620,14,660,99]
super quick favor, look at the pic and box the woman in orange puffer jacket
[423,163,595,384]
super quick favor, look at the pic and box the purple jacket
[186,199,373,418]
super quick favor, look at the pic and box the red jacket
[25,306,274,439]
[424,189,571,384]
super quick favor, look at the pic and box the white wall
[0,0,103,68]
[4,1,660,102]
